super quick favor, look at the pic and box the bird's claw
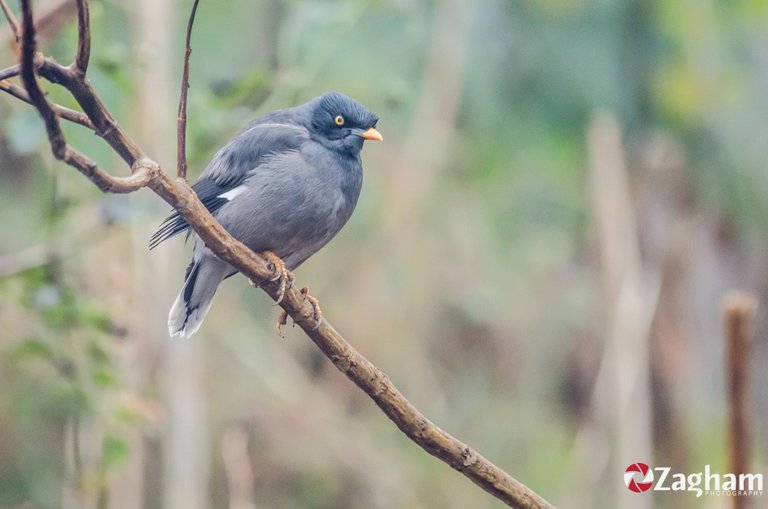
[273,286,322,335]
[273,271,294,305]
[258,251,293,304]
[275,308,289,337]
[300,286,323,330]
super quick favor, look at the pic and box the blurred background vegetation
[0,0,766,508]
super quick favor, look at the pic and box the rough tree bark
[0,1,554,508]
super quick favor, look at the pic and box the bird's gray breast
[213,143,363,269]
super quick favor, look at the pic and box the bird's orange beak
[362,127,383,141]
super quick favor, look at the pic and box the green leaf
[103,435,129,469]
[91,368,118,389]
[82,307,115,335]
[10,338,57,363]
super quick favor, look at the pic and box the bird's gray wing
[213,144,359,269]
[149,123,309,249]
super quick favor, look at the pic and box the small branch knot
[132,158,160,179]
[370,367,387,396]
[461,447,479,468]
[331,354,352,373]
[33,51,44,67]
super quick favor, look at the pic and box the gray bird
[150,92,382,337]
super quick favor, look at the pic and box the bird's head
[309,92,382,155]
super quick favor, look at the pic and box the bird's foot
[274,286,322,336]
[258,250,294,304]
[301,286,323,330]
[275,308,289,337]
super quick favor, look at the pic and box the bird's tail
[168,256,231,337]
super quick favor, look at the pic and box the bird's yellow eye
[334,115,345,126]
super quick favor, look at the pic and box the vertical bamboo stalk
[559,111,659,509]
[721,291,757,509]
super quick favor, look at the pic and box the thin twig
[722,291,758,509]
[19,1,66,156]
[176,0,200,182]
[0,79,94,128]
[0,62,95,130]
[72,0,89,75]
[0,64,20,80]
[36,56,143,165]
[18,0,150,193]
[0,0,19,41]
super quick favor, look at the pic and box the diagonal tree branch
[17,0,150,193]
[9,1,555,508]
[0,63,19,80]
[0,78,94,128]
[35,56,145,165]
[19,3,71,158]
[260,282,555,509]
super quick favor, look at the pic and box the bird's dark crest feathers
[314,92,378,130]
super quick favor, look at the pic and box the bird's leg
[275,280,323,337]
[300,286,323,330]
[256,250,293,304]
[273,286,322,336]
[278,272,295,304]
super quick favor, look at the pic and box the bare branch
[149,165,561,509]
[0,63,19,80]
[72,0,90,75]
[77,157,153,194]
[0,0,19,41]
[19,1,65,156]
[18,0,150,193]
[264,281,555,509]
[176,0,200,182]
[33,57,144,165]
[0,79,94,128]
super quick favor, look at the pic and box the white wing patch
[219,185,247,201]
